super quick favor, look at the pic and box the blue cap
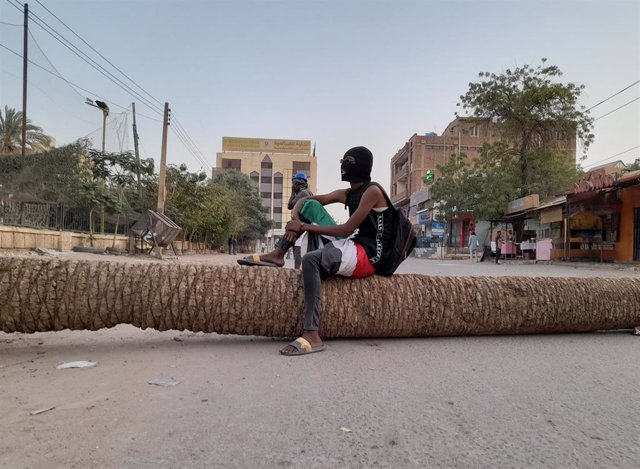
[292,172,307,181]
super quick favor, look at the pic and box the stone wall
[0,225,129,251]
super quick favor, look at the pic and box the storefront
[449,212,474,248]
[565,169,640,262]
[500,194,540,259]
[535,196,566,261]
[612,171,640,262]
[566,184,621,262]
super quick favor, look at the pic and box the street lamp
[85,98,109,153]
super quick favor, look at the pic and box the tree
[0,139,93,202]
[627,158,640,171]
[432,143,521,222]
[0,106,54,155]
[212,171,271,241]
[429,153,474,223]
[2,257,639,336]
[432,142,582,223]
[458,59,593,196]
[164,165,235,248]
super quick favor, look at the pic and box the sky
[1,0,639,212]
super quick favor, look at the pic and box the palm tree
[1,257,638,336]
[0,105,54,155]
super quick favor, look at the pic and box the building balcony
[393,163,409,182]
[391,191,409,205]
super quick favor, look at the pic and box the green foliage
[458,59,594,196]
[85,148,156,216]
[1,139,267,246]
[211,171,272,240]
[0,105,54,154]
[165,168,270,247]
[431,142,580,222]
[430,153,473,223]
[0,139,93,202]
[627,158,640,171]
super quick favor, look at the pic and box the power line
[170,124,211,170]
[28,29,84,99]
[586,80,640,112]
[1,67,97,126]
[170,125,208,169]
[0,42,162,122]
[5,0,208,170]
[0,20,21,26]
[26,13,163,115]
[28,29,162,123]
[169,117,211,170]
[4,0,21,13]
[6,0,164,115]
[584,145,640,169]
[172,116,210,167]
[593,96,640,121]
[34,0,164,108]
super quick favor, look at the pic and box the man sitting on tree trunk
[238,146,394,356]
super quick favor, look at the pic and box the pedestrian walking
[495,230,503,264]
[468,230,479,262]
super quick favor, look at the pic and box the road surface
[1,253,638,468]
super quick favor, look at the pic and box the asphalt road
[1,256,638,468]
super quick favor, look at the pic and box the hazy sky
[1,0,639,202]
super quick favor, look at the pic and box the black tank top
[345,182,394,265]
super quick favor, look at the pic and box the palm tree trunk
[1,257,638,337]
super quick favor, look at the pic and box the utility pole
[21,3,28,156]
[157,102,170,214]
[131,102,142,201]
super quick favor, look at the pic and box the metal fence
[0,200,135,236]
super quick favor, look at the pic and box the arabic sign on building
[540,206,563,224]
[431,222,446,235]
[417,209,431,224]
[506,194,540,214]
[223,137,311,154]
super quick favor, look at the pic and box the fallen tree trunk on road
[1,257,638,337]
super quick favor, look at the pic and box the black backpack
[367,182,417,276]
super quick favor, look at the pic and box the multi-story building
[390,117,576,247]
[213,137,317,235]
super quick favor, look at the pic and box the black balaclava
[341,146,373,183]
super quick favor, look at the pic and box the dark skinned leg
[254,233,300,267]
[280,246,342,355]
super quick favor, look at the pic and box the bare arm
[286,190,298,210]
[288,189,313,210]
[287,186,386,238]
[290,189,348,220]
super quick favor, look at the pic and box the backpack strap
[365,182,394,209]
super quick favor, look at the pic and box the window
[221,158,241,170]
[273,172,283,193]
[249,171,259,186]
[261,155,273,178]
[470,126,480,137]
[292,161,311,178]
[555,130,566,141]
